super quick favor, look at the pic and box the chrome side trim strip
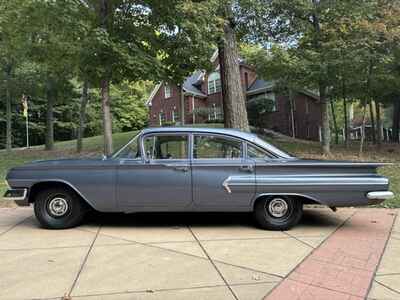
[224,175,388,187]
[222,177,232,194]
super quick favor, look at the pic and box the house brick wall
[149,83,181,125]
[258,93,321,141]
[240,65,257,90]
[148,65,322,141]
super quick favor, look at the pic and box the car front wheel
[253,196,303,230]
[34,187,86,229]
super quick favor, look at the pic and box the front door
[117,133,192,209]
[191,134,256,209]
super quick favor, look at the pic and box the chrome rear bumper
[367,191,394,200]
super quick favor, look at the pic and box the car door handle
[239,165,254,172]
[174,166,189,172]
[164,164,189,172]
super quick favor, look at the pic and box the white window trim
[164,84,171,99]
[208,72,221,95]
[159,112,166,126]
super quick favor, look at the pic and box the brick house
[146,53,322,141]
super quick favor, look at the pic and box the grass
[1,126,399,208]
[0,131,137,203]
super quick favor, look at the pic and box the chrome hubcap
[48,197,69,217]
[268,198,288,218]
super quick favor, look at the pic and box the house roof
[183,71,207,98]
[146,51,319,106]
[246,79,320,101]
[246,79,275,95]
[146,71,206,106]
[146,82,162,106]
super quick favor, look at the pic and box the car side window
[247,144,271,159]
[193,135,243,159]
[143,135,188,160]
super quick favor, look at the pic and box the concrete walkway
[0,207,398,300]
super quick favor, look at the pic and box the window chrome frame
[191,133,245,161]
[140,132,191,162]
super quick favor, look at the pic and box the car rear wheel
[253,196,303,230]
[34,187,86,229]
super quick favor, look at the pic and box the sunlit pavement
[0,207,398,300]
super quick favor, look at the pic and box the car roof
[140,127,258,142]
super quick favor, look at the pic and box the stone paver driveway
[0,207,398,300]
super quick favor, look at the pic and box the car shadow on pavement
[83,207,341,229]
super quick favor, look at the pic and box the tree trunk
[289,89,296,138]
[45,78,54,151]
[330,99,339,145]
[99,0,113,155]
[369,100,376,144]
[392,99,400,143]
[101,79,113,156]
[5,65,12,151]
[218,3,249,132]
[376,100,383,147]
[359,101,367,157]
[179,85,185,125]
[319,83,331,155]
[311,4,330,155]
[342,78,350,148]
[77,81,89,153]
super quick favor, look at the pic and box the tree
[0,0,27,151]
[242,44,309,138]
[218,1,250,131]
[76,0,216,155]
[77,81,89,153]
[260,0,372,155]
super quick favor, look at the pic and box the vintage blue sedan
[3,127,394,230]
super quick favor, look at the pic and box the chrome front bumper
[2,188,29,206]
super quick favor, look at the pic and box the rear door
[191,134,256,209]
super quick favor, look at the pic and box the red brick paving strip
[265,210,396,300]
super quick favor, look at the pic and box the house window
[305,99,310,114]
[248,93,277,113]
[208,104,223,121]
[159,111,166,125]
[208,104,217,121]
[172,110,179,123]
[208,72,221,94]
[164,84,171,99]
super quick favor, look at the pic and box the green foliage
[247,95,276,128]
[79,0,218,85]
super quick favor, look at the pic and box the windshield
[112,133,141,159]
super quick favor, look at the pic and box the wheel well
[253,194,320,209]
[28,181,89,207]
